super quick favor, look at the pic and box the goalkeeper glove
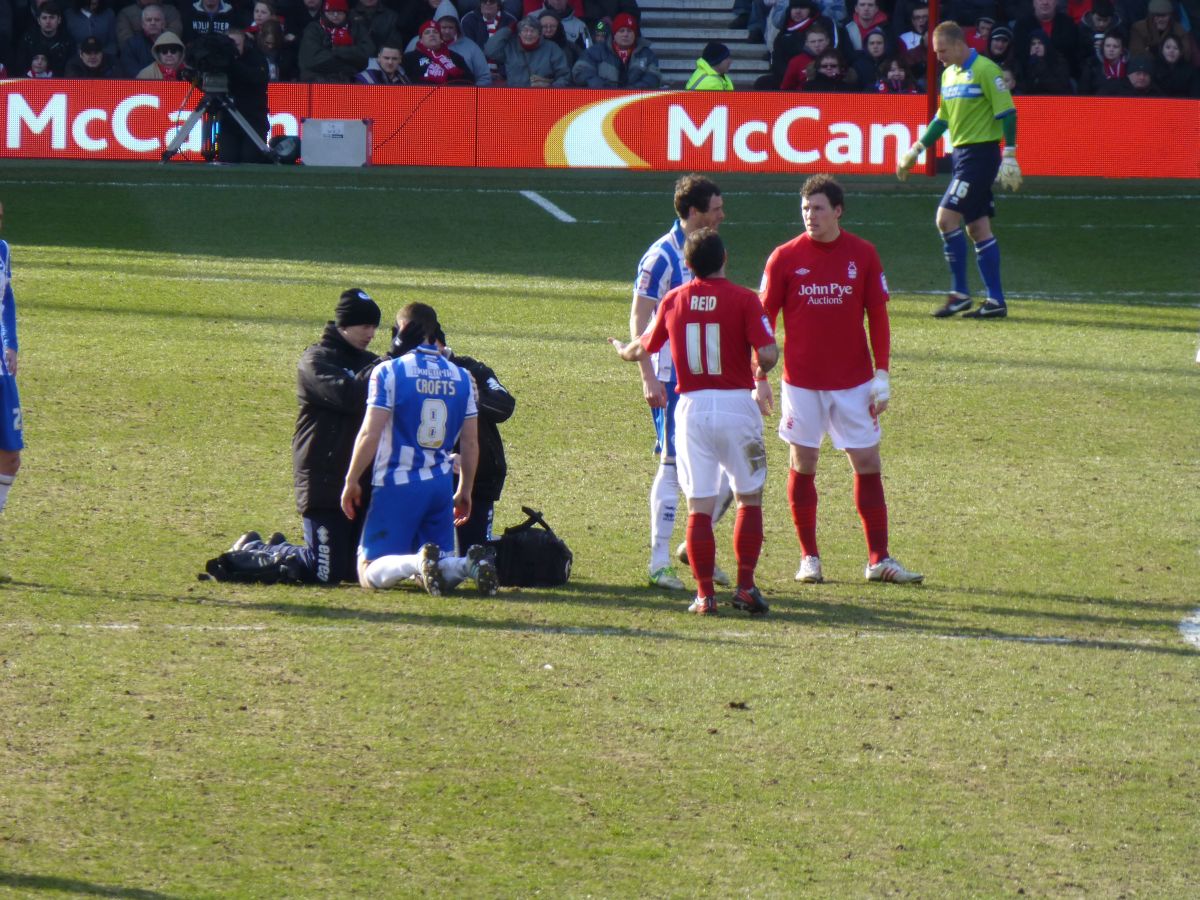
[896,142,923,181]
[869,369,890,412]
[995,147,1022,192]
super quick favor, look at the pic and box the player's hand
[3,348,15,376]
[340,481,361,520]
[753,379,773,416]
[868,369,890,416]
[642,375,666,409]
[453,489,472,526]
[996,147,1022,192]
[896,142,923,181]
[448,452,461,475]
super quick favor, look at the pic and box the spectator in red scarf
[403,19,472,82]
[570,11,660,87]
[137,29,186,78]
[771,0,835,86]
[1098,52,1161,94]
[845,0,886,55]
[484,13,571,85]
[1080,27,1127,92]
[299,0,372,81]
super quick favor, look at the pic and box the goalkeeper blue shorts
[941,143,1001,224]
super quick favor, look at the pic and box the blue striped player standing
[897,20,1021,320]
[632,174,736,592]
[341,303,494,595]
[0,201,23,521]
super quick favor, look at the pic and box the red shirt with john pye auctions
[760,229,889,391]
[641,276,775,394]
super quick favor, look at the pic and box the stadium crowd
[0,0,1196,95]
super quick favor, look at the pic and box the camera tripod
[161,88,279,164]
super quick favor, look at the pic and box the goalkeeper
[896,20,1019,320]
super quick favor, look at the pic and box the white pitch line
[519,190,576,223]
[0,178,1194,203]
[0,620,1170,649]
[1181,610,1200,651]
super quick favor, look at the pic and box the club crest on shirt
[847,260,858,280]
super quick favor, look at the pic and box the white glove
[869,369,890,413]
[896,142,923,181]
[995,147,1022,192]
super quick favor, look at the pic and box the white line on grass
[0,620,1169,649]
[0,179,1195,203]
[1181,610,1200,650]
[519,190,576,223]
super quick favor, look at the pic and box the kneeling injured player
[341,305,497,596]
[610,228,778,615]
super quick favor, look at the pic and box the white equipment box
[300,118,372,167]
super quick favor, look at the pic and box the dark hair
[801,173,844,210]
[1101,27,1125,48]
[684,228,725,279]
[391,302,442,356]
[673,174,721,221]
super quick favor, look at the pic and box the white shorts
[676,389,767,498]
[778,380,881,451]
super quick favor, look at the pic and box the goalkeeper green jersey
[936,50,1015,147]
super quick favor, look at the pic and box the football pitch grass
[0,162,1197,897]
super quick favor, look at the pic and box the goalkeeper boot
[795,555,824,583]
[675,541,730,586]
[932,294,972,318]
[962,300,1008,319]
[731,585,770,615]
[466,544,499,597]
[865,556,924,584]
[649,565,686,591]
[687,595,718,616]
[418,543,446,597]
[265,532,287,547]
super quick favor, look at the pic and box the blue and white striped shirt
[367,345,477,488]
[634,221,692,383]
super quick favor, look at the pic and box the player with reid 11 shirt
[611,228,779,615]
[760,174,922,585]
[896,20,1020,320]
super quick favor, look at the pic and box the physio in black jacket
[390,304,515,554]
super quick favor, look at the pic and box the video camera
[181,32,238,93]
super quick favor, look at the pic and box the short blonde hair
[933,21,966,43]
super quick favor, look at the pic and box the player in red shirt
[610,229,779,615]
[759,174,923,585]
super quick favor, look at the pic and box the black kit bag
[490,506,573,587]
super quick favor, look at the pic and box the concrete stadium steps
[639,0,769,88]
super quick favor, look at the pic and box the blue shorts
[941,143,1001,224]
[358,475,455,561]
[0,370,22,452]
[651,377,679,460]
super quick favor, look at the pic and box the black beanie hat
[335,288,381,328]
[702,41,731,66]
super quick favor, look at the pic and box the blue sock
[975,237,1005,306]
[941,228,969,297]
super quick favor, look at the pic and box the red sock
[733,504,763,589]
[854,472,889,565]
[686,512,716,598]
[788,469,818,557]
